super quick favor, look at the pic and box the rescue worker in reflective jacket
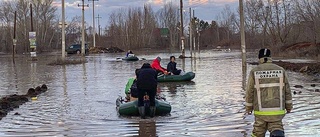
[245,49,293,137]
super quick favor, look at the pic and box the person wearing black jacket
[136,63,158,118]
[167,56,182,75]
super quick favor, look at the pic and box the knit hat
[141,63,151,69]
[156,57,161,61]
[258,48,271,59]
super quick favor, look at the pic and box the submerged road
[0,50,319,136]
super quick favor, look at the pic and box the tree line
[217,0,320,56]
[0,0,319,56]
[0,0,57,53]
[0,0,88,53]
[96,0,320,56]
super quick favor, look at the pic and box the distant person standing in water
[167,56,184,75]
[137,63,158,118]
[245,48,293,137]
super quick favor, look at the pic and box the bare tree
[266,0,296,47]
[156,2,180,49]
[294,0,320,44]
[106,5,159,50]
[32,0,57,52]
[0,1,14,53]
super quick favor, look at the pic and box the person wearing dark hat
[245,48,292,137]
[137,63,158,118]
[151,57,168,75]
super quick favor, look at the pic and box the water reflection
[12,59,18,92]
[139,120,156,137]
[182,58,185,71]
[63,65,67,97]
[0,52,319,136]
[192,57,197,72]
[30,62,37,87]
[82,63,88,93]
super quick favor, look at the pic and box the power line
[187,0,209,8]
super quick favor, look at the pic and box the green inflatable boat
[157,72,195,82]
[116,97,171,116]
[122,56,139,61]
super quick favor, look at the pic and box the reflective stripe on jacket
[245,57,293,116]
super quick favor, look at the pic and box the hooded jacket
[245,57,293,120]
[137,63,158,90]
[151,58,166,73]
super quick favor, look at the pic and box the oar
[140,58,146,60]
[116,57,122,60]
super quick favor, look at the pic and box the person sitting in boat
[126,50,134,57]
[137,63,158,118]
[125,69,140,102]
[151,57,168,75]
[167,56,184,75]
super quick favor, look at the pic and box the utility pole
[29,4,37,60]
[96,14,102,36]
[239,0,247,89]
[30,3,34,53]
[180,0,185,58]
[198,30,200,58]
[189,7,192,57]
[30,4,33,32]
[61,0,66,60]
[89,0,98,47]
[13,11,17,59]
[193,10,196,58]
[78,0,89,56]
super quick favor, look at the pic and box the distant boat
[122,54,139,61]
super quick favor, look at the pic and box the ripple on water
[0,52,319,136]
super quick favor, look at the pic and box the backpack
[130,80,139,98]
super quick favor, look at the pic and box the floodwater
[0,50,319,137]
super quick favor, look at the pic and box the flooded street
[0,51,319,137]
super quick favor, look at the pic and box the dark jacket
[130,79,139,98]
[167,61,181,75]
[167,62,177,72]
[137,63,158,90]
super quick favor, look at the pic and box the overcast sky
[1,0,238,27]
[51,0,239,27]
